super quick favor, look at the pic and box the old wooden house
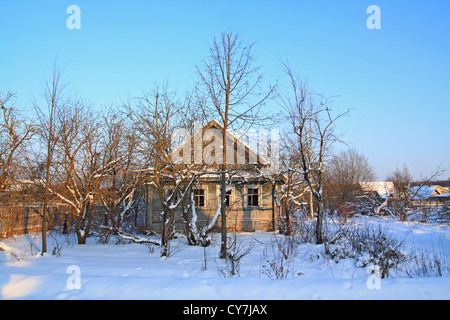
[145,120,285,233]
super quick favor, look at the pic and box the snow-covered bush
[356,242,409,278]
[217,233,253,277]
[324,222,409,278]
[324,238,356,263]
[261,234,300,279]
[261,254,292,279]
[292,217,316,244]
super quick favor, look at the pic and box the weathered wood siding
[147,180,277,233]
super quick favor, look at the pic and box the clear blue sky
[1,0,449,180]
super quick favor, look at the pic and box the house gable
[171,119,272,171]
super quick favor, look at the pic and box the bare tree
[126,86,206,257]
[277,134,308,234]
[0,92,35,195]
[326,148,375,205]
[280,62,349,244]
[386,165,446,221]
[46,101,105,244]
[33,65,67,253]
[387,164,411,198]
[196,32,275,258]
[96,109,144,242]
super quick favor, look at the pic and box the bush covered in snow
[261,234,300,279]
[324,222,409,278]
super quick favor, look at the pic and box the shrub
[218,233,253,277]
[261,234,300,279]
[406,246,450,278]
[324,222,409,278]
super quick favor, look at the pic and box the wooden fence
[0,205,70,239]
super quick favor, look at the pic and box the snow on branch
[101,226,160,246]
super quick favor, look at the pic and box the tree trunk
[41,201,48,253]
[75,201,93,245]
[219,169,227,259]
[161,207,175,257]
[315,200,324,244]
[271,183,276,231]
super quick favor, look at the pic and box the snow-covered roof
[409,185,450,200]
[359,181,395,196]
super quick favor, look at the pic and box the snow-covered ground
[0,217,449,300]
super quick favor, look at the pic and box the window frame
[224,188,232,207]
[193,188,205,207]
[246,186,259,207]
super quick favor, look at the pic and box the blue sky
[1,0,449,180]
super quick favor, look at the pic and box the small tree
[125,86,205,257]
[280,61,348,244]
[387,164,412,199]
[218,232,253,277]
[386,166,446,221]
[33,65,67,253]
[325,148,375,206]
[278,136,308,234]
[97,109,143,242]
[196,32,275,258]
[46,101,107,244]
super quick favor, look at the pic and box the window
[194,188,205,207]
[247,188,259,207]
[225,189,232,207]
